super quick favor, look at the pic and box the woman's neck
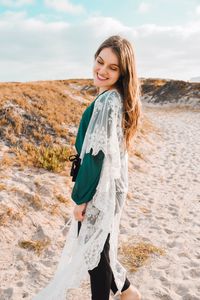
[98,87,109,95]
[98,86,118,96]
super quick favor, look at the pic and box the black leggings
[77,221,130,300]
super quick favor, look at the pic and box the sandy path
[120,107,200,300]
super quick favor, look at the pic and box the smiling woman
[32,35,142,300]
[93,47,121,94]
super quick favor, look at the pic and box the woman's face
[93,47,121,93]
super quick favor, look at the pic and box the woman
[33,35,142,300]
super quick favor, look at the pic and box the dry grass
[0,154,14,168]
[0,80,90,131]
[56,194,71,205]
[49,203,60,216]
[0,183,7,191]
[18,237,50,256]
[0,79,95,171]
[33,178,42,187]
[29,193,43,210]
[0,204,24,226]
[134,150,145,160]
[0,206,12,226]
[120,241,165,272]
[0,80,88,129]
[140,78,168,88]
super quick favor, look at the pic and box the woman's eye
[96,60,117,71]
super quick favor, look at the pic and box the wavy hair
[94,35,142,152]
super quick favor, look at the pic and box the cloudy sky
[0,0,200,82]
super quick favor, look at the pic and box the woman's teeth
[97,74,108,80]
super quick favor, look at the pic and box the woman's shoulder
[104,88,122,98]
[98,88,123,106]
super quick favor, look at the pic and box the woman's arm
[72,149,104,221]
[71,149,104,205]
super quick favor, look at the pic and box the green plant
[36,145,72,172]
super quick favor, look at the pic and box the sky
[0,0,200,82]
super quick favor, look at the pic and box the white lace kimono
[32,89,129,299]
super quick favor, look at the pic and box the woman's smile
[97,73,108,81]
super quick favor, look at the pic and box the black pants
[77,221,130,300]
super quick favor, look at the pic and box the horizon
[1,76,199,84]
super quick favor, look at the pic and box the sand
[121,106,200,300]
[0,105,200,300]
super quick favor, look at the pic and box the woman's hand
[73,202,88,221]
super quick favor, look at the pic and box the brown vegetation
[18,237,50,256]
[0,204,24,226]
[0,79,96,171]
[120,241,165,272]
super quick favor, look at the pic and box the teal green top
[71,91,107,205]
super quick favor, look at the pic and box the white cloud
[195,4,200,15]
[0,0,34,7]
[137,2,150,14]
[44,0,85,15]
[0,12,199,82]
[84,17,131,38]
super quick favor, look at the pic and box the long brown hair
[94,35,142,152]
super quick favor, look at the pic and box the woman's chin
[93,81,105,88]
[93,76,108,86]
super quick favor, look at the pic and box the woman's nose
[98,66,108,76]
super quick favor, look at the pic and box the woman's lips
[97,73,108,81]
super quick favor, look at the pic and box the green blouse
[71,91,107,205]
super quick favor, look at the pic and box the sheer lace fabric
[32,89,129,300]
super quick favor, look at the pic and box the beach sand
[120,106,200,300]
[0,105,200,300]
